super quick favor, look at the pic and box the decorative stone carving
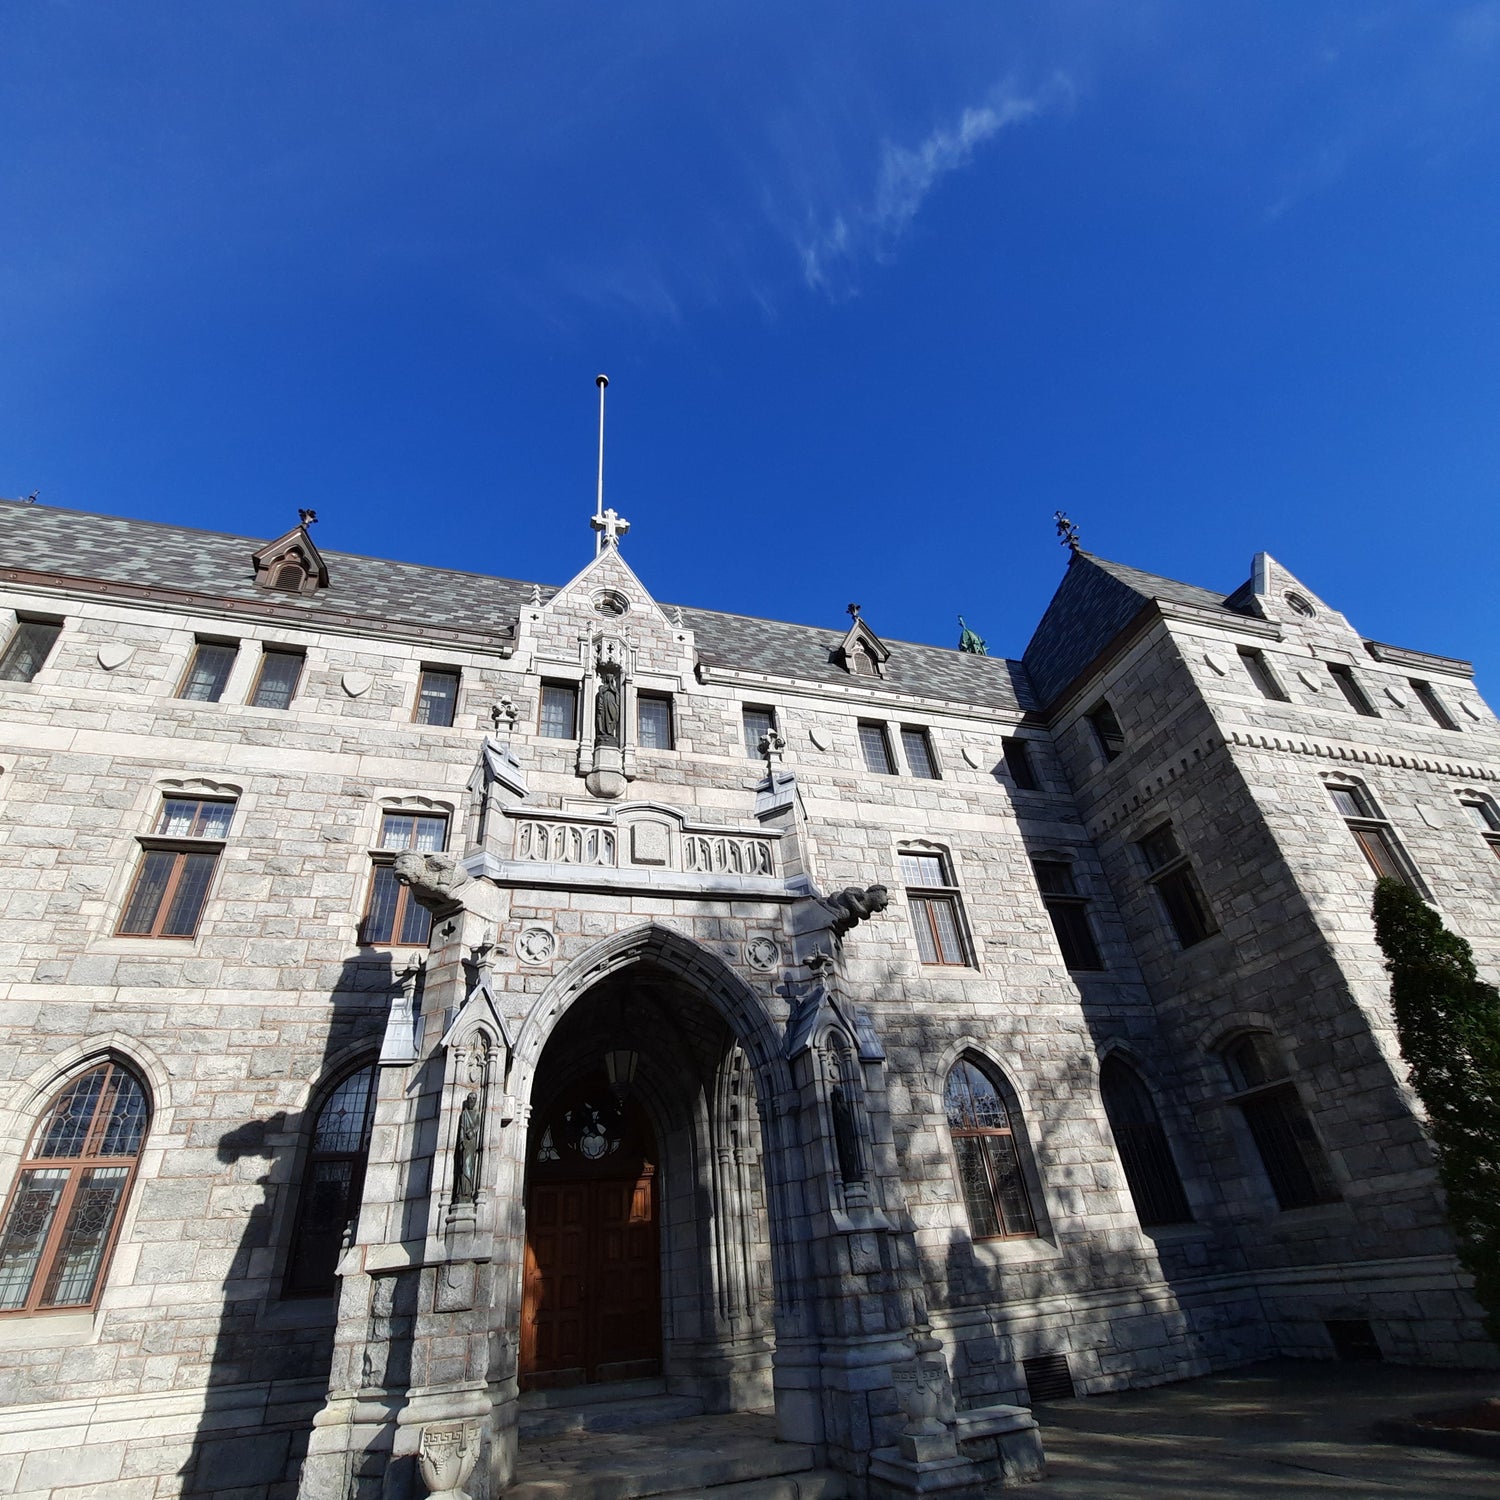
[517,820,616,865]
[594,647,623,747]
[630,821,670,866]
[684,833,774,876]
[490,696,521,733]
[515,926,556,966]
[341,670,372,697]
[392,851,471,912]
[97,642,132,670]
[1203,651,1228,676]
[960,745,981,769]
[818,885,891,939]
[892,1359,958,1462]
[745,936,780,972]
[808,727,831,751]
[416,1421,482,1500]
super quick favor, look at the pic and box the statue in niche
[594,641,624,747]
[453,1091,481,1204]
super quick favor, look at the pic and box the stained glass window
[0,1063,148,1314]
[285,1065,377,1296]
[944,1059,1037,1239]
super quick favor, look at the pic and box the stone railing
[683,833,774,877]
[515,820,617,866]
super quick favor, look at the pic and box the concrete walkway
[1034,1360,1500,1499]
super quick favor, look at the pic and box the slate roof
[1022,550,1250,709]
[0,500,1036,714]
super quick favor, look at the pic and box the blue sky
[3,3,1499,689]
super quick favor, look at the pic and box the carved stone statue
[594,665,622,746]
[453,1091,481,1204]
[820,884,891,939]
[391,851,470,912]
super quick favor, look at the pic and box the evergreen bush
[1372,876,1500,1342]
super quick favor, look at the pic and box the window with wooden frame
[1136,824,1217,948]
[283,1064,377,1297]
[1328,784,1416,888]
[899,849,969,966]
[1086,700,1126,761]
[413,667,460,727]
[177,639,238,703]
[361,810,449,946]
[0,617,62,684]
[539,681,579,740]
[1409,679,1459,731]
[1327,663,1378,716]
[249,648,304,710]
[1002,737,1039,791]
[636,691,674,750]
[0,1061,149,1315]
[1461,796,1500,860]
[742,705,776,759]
[900,726,940,780]
[858,721,895,775]
[1099,1057,1191,1227]
[944,1057,1037,1239]
[1032,860,1104,971]
[1221,1034,1339,1211]
[116,796,235,939]
[1238,648,1289,702]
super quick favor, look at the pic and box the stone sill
[0,1311,94,1348]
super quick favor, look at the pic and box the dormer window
[833,614,891,679]
[251,520,329,595]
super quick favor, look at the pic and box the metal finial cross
[298,508,318,527]
[846,603,861,620]
[1054,511,1081,553]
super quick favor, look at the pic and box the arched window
[1221,1034,1339,1211]
[944,1058,1037,1239]
[0,1062,149,1314]
[1099,1057,1192,1227]
[285,1064,377,1297]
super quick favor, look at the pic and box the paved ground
[1033,1360,1500,1499]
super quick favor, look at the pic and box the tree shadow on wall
[179,949,399,1500]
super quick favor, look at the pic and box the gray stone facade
[0,499,1494,1499]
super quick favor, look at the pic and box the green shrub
[1372,876,1500,1342]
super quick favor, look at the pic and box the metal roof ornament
[957,616,987,656]
[589,374,630,553]
[1054,511,1081,554]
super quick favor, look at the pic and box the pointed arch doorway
[520,1074,661,1390]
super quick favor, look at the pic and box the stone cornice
[1224,728,1500,782]
[1363,639,1474,679]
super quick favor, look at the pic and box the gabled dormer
[832,611,890,679]
[251,514,328,596]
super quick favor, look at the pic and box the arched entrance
[515,952,779,1413]
[520,1076,661,1389]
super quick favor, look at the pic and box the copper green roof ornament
[957,616,987,656]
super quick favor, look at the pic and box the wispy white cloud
[797,76,1073,297]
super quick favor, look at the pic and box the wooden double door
[519,1087,661,1390]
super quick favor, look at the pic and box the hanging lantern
[603,1048,639,1100]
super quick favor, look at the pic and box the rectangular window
[636,692,674,750]
[249,649,304,710]
[1409,679,1458,731]
[1238,648,1288,701]
[1087,701,1126,761]
[1462,800,1500,861]
[858,721,895,775]
[116,797,234,939]
[900,727,939,779]
[1137,825,1217,948]
[414,668,459,727]
[1330,785,1415,887]
[1238,1086,1341,1210]
[362,811,448,946]
[0,618,62,683]
[539,681,579,739]
[1327,663,1377,716]
[178,640,237,703]
[900,851,968,966]
[742,705,775,759]
[1002,737,1039,790]
[1032,860,1104,971]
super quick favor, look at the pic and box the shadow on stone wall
[179,949,398,1500]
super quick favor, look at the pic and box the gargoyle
[819,884,890,939]
[392,850,472,913]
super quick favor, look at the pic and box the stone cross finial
[759,726,786,773]
[490,697,520,734]
[1054,511,1081,553]
[591,508,630,548]
[529,582,543,607]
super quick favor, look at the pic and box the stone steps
[509,1409,844,1500]
[519,1389,708,1439]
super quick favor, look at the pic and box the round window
[1284,591,1316,618]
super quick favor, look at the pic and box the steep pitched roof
[1022,550,1249,708]
[0,500,1036,714]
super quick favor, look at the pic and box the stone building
[0,493,1495,1500]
